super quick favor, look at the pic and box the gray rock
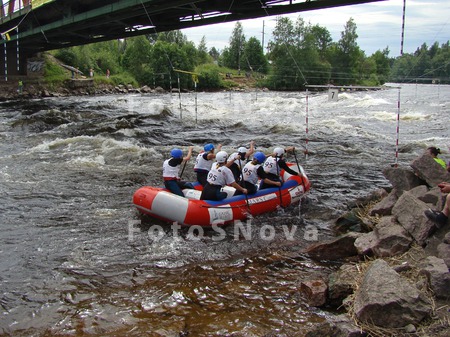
[328,264,358,305]
[410,153,450,187]
[354,259,431,328]
[382,166,423,195]
[305,232,361,260]
[437,242,450,268]
[419,256,450,299]
[369,189,398,216]
[392,191,436,246]
[354,216,412,257]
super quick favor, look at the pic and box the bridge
[1,0,384,77]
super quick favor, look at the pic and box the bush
[195,64,223,89]
[44,60,67,83]
[109,72,139,87]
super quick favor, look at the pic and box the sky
[181,0,449,57]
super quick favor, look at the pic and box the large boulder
[419,256,450,299]
[410,153,450,187]
[354,259,431,328]
[369,189,399,216]
[354,216,412,257]
[392,191,436,246]
[305,232,361,260]
[437,242,450,268]
[382,166,423,195]
[328,264,358,306]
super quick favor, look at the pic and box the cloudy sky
[182,0,449,57]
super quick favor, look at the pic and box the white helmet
[273,147,285,157]
[215,151,228,163]
[238,146,247,153]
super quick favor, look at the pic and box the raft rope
[199,186,300,209]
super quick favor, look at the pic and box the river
[0,84,449,336]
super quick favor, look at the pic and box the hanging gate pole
[177,74,182,119]
[4,43,7,81]
[305,89,309,159]
[16,27,20,73]
[394,88,401,167]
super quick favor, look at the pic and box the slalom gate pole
[16,27,19,73]
[305,89,309,159]
[177,74,182,119]
[4,43,7,81]
[195,80,198,125]
[394,88,401,167]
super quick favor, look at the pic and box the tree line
[52,16,450,90]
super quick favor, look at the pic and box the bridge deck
[0,0,385,54]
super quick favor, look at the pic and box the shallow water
[0,84,449,336]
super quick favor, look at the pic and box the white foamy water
[0,83,449,336]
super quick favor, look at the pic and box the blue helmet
[204,143,214,152]
[170,148,183,159]
[253,152,266,164]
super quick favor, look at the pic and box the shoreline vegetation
[1,16,448,100]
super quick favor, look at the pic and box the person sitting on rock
[424,182,450,228]
[427,146,447,170]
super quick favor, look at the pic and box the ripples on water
[0,84,449,335]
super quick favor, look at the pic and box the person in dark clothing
[227,141,255,184]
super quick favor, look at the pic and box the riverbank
[304,152,450,337]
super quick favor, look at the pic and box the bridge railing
[1,0,30,19]
[1,0,53,20]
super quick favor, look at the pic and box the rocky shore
[0,78,172,100]
[303,152,450,336]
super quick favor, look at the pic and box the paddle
[275,155,283,207]
[179,160,187,179]
[293,148,306,192]
[239,157,251,213]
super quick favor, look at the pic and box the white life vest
[263,156,280,176]
[242,161,260,185]
[207,162,235,186]
[194,152,212,171]
[162,159,180,179]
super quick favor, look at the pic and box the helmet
[215,151,228,163]
[204,143,214,152]
[273,147,285,157]
[170,148,183,159]
[238,146,247,153]
[253,152,266,164]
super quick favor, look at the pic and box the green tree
[243,37,268,73]
[369,47,390,84]
[147,30,188,46]
[222,22,246,71]
[122,36,152,84]
[266,17,298,89]
[197,36,211,65]
[333,18,366,85]
[308,24,332,60]
[150,41,195,89]
[209,47,220,62]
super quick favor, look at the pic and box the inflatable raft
[133,163,310,227]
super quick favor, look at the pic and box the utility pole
[262,20,265,53]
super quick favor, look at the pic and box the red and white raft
[133,163,310,227]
